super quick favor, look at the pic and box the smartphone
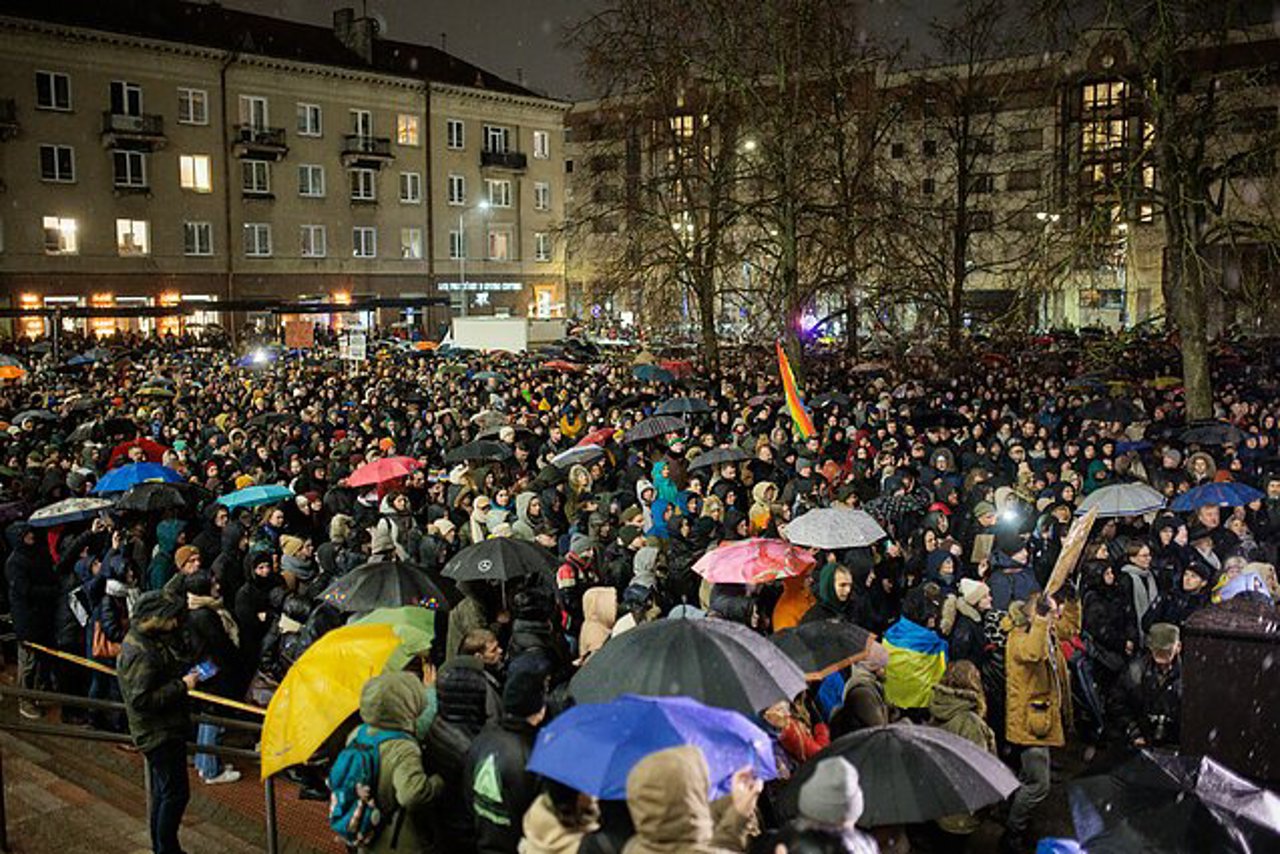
[191,660,219,683]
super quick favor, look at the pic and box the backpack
[327,724,415,847]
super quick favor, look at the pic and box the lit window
[448,174,466,205]
[399,172,422,203]
[350,168,376,201]
[447,119,465,150]
[487,227,512,260]
[533,130,550,159]
[242,161,270,195]
[1138,203,1155,223]
[179,155,212,192]
[535,232,551,261]
[184,221,213,256]
[300,224,326,258]
[243,223,272,257]
[39,145,75,182]
[449,229,465,259]
[297,102,322,136]
[1142,163,1156,189]
[397,114,420,146]
[400,227,423,259]
[116,219,150,256]
[113,150,147,188]
[298,164,325,197]
[42,216,78,254]
[353,226,377,258]
[178,88,208,125]
[534,181,550,210]
[486,178,512,207]
[35,71,71,111]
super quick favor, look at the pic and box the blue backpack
[327,724,415,847]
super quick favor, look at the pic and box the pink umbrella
[693,538,816,585]
[347,456,423,487]
[576,426,617,448]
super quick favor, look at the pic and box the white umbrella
[785,507,887,549]
[1075,482,1165,518]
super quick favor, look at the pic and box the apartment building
[0,1,569,335]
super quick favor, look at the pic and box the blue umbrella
[92,462,184,494]
[217,484,294,509]
[527,694,777,801]
[1170,482,1264,512]
[633,365,674,384]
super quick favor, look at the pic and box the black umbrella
[810,392,852,409]
[67,421,97,443]
[478,424,537,442]
[655,397,712,415]
[624,415,688,444]
[444,440,512,464]
[569,617,806,715]
[1079,397,1145,424]
[247,412,298,428]
[443,538,557,583]
[770,620,877,680]
[912,409,970,429]
[321,560,451,612]
[688,446,752,472]
[1069,751,1280,854]
[13,409,56,426]
[779,725,1019,827]
[1181,421,1248,446]
[116,481,205,513]
[101,417,138,438]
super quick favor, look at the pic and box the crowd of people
[1,324,1277,854]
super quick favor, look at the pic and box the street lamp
[458,198,491,316]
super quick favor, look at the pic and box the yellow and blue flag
[883,617,948,709]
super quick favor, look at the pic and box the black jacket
[117,623,192,752]
[463,716,539,854]
[1111,656,1182,745]
[437,656,501,738]
[5,523,58,642]
[948,611,987,668]
[422,716,478,853]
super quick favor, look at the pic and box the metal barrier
[0,685,278,854]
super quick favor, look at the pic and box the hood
[515,491,537,527]
[522,793,595,853]
[358,671,425,733]
[626,745,713,847]
[220,521,245,552]
[815,563,848,609]
[379,493,404,515]
[751,481,777,505]
[582,585,618,629]
[156,518,184,553]
[928,682,983,724]
[636,478,655,503]
[632,547,660,589]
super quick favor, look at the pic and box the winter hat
[235,474,256,490]
[431,517,456,538]
[279,535,305,558]
[570,533,596,556]
[620,505,644,525]
[960,578,991,607]
[798,756,864,826]
[503,653,548,717]
[618,524,643,546]
[973,500,997,520]
[174,545,200,571]
[132,589,185,622]
[329,514,355,544]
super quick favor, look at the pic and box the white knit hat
[798,756,864,826]
[959,578,991,607]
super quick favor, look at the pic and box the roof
[1,0,541,99]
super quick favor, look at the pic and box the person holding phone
[184,571,242,785]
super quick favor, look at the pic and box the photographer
[1111,622,1183,748]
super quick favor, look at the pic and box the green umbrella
[353,606,439,644]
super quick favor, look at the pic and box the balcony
[341,134,393,168]
[0,99,17,141]
[101,111,166,150]
[481,149,528,171]
[232,125,288,161]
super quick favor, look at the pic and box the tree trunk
[695,277,721,376]
[845,284,860,360]
[1176,243,1213,419]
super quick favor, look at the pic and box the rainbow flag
[883,617,948,709]
[776,340,816,439]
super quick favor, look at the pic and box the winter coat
[1004,610,1069,748]
[948,606,988,668]
[622,745,751,854]
[512,492,539,543]
[357,671,444,854]
[437,655,501,738]
[520,792,598,854]
[829,666,890,738]
[1111,656,1182,746]
[928,683,996,754]
[116,619,191,752]
[145,518,184,592]
[578,586,618,660]
[423,715,479,852]
[185,596,243,699]
[464,715,541,854]
[446,594,492,661]
[987,564,1041,612]
[5,523,59,643]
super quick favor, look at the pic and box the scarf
[1120,563,1157,641]
[187,592,241,648]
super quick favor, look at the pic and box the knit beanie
[570,533,596,556]
[959,578,991,607]
[798,756,864,826]
[174,545,200,571]
[279,535,306,558]
[503,653,548,717]
[329,514,355,545]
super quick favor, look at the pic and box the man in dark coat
[117,591,198,854]
[6,522,59,719]
[1111,622,1183,747]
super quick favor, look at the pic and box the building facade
[0,1,569,336]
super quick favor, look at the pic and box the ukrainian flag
[883,617,948,709]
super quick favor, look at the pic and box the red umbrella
[659,359,695,378]
[108,437,170,466]
[347,456,423,487]
[693,538,817,585]
[544,360,585,373]
[576,427,617,448]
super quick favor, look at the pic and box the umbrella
[107,437,170,466]
[477,424,536,442]
[912,409,970,429]
[1075,482,1166,518]
[551,445,605,468]
[92,462,184,494]
[1150,375,1182,390]
[0,365,25,381]
[543,360,585,373]
[13,409,56,426]
[1181,421,1248,445]
[28,497,115,528]
[247,412,298,428]
[528,694,777,801]
[322,560,449,612]
[136,386,175,399]
[100,416,138,438]
[575,427,617,448]
[444,440,512,464]
[633,365,674,384]
[260,621,434,779]
[1069,750,1280,854]
[785,507,887,549]
[217,484,294,510]
[469,410,508,429]
[780,725,1020,827]
[67,421,97,443]
[0,355,24,368]
[633,350,657,366]
[352,605,439,637]
[770,620,878,680]
[443,538,557,583]
[347,456,423,488]
[570,617,806,715]
[655,397,712,415]
[692,538,816,584]
[1170,481,1264,512]
[688,446,751,472]
[116,481,204,513]
[624,415,687,444]
[810,392,852,409]
[1079,397,1145,424]
[471,371,505,382]
[850,361,888,375]
[747,393,780,407]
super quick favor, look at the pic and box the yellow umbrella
[260,621,431,779]
[1150,376,1182,390]
[0,365,25,380]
